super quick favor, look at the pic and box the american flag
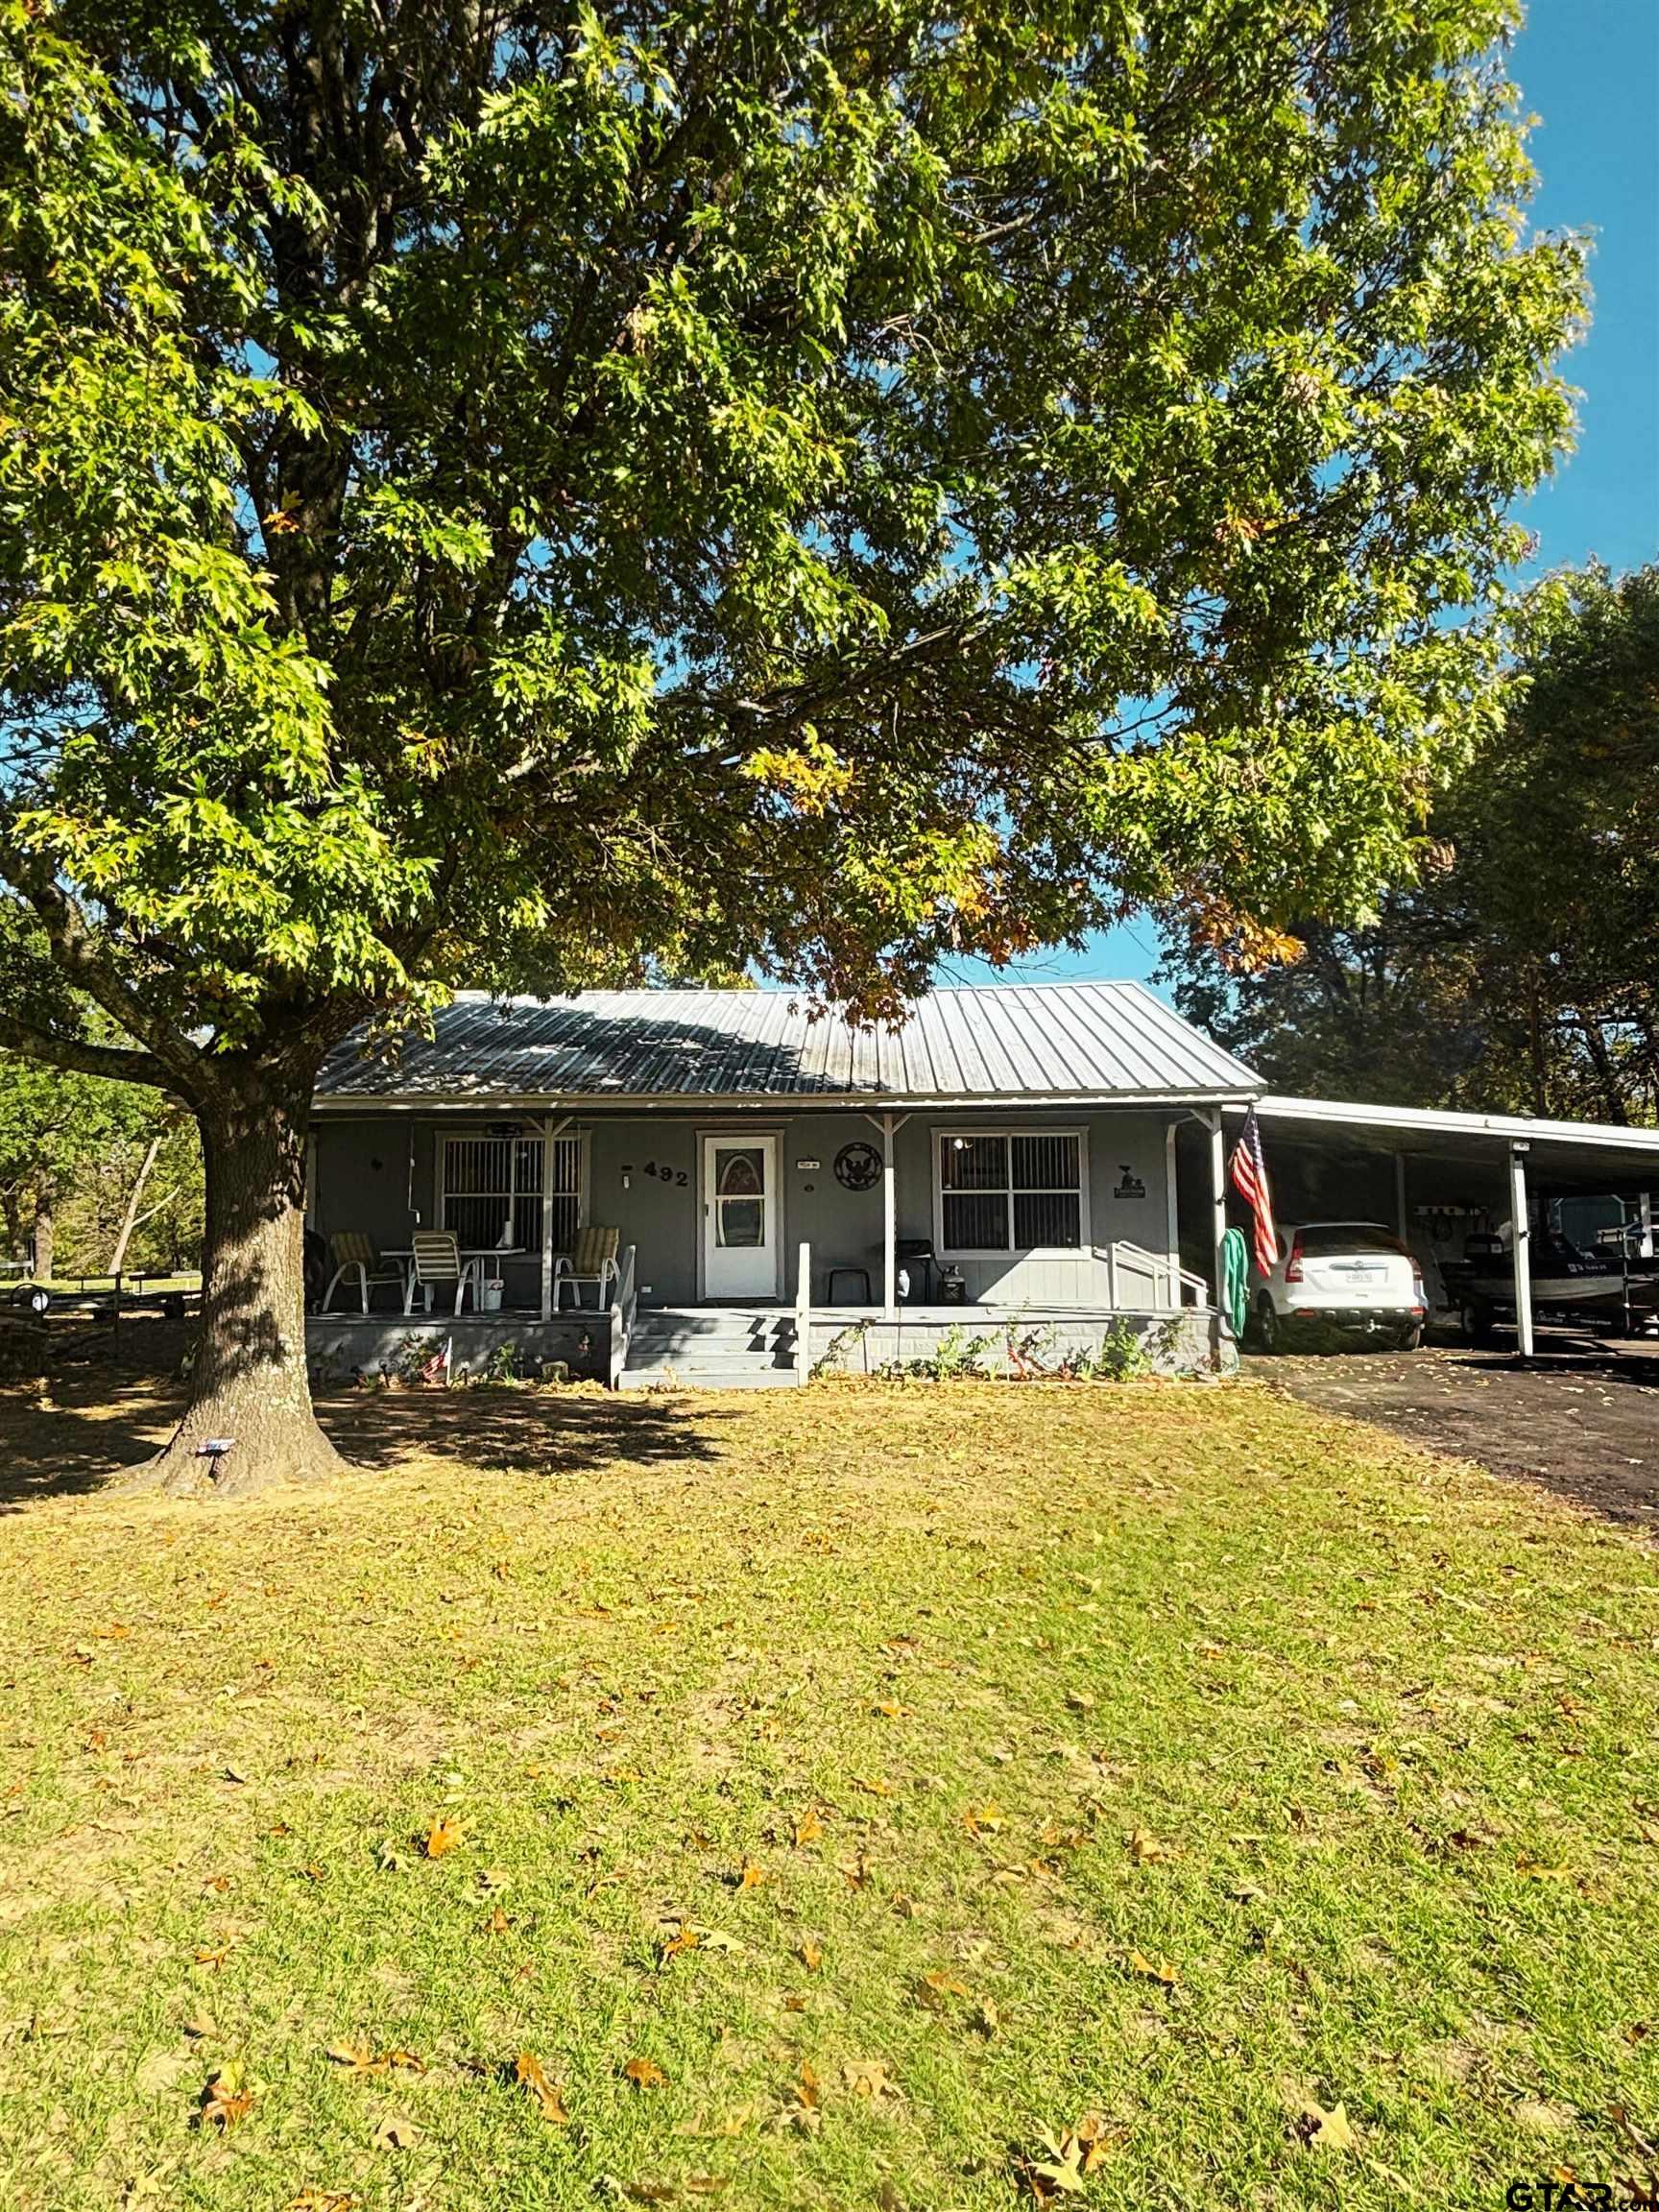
[1229,1108,1280,1275]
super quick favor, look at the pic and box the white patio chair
[403,1229,478,1314]
[322,1232,405,1314]
[553,1225,620,1310]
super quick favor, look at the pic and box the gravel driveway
[1252,1330,1659,1531]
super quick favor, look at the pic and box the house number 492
[642,1161,688,1188]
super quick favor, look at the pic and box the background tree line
[1164,563,1659,1125]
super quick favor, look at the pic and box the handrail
[794,1239,811,1385]
[607,1242,637,1389]
[1094,1239,1211,1311]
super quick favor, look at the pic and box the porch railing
[794,1240,811,1385]
[1096,1239,1211,1312]
[607,1241,638,1389]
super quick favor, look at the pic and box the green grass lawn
[0,1377,1655,2210]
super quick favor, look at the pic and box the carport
[1218,1096,1659,1357]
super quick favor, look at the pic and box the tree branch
[0,842,213,1100]
[0,1014,176,1090]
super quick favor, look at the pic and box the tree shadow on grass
[0,1370,180,1511]
[0,1315,738,1507]
[319,1385,737,1477]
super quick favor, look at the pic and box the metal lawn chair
[404,1229,478,1314]
[553,1225,620,1310]
[322,1232,405,1314]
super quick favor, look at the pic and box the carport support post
[1394,1153,1409,1242]
[881,1113,898,1322]
[1207,1112,1227,1308]
[1508,1142,1535,1359]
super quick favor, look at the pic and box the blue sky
[946,0,1659,995]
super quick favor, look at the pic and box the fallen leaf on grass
[1128,1828,1171,1864]
[288,2192,361,2211]
[796,1939,823,1972]
[1017,2113,1115,2201]
[1294,2099,1358,2152]
[625,2056,667,2088]
[916,1969,968,2010]
[971,1997,1000,2038]
[486,1905,512,1935]
[963,1801,1004,1836]
[842,2058,898,2102]
[1127,1949,1179,1987]
[423,1818,464,1860]
[325,2044,425,2078]
[790,1807,823,1847]
[192,1944,231,1970]
[514,2050,568,2122]
[372,2113,421,2152]
[198,2068,253,2131]
[735,1859,767,1891]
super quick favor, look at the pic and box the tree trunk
[128,1067,346,1498]
[108,1134,163,1277]
[32,1189,54,1286]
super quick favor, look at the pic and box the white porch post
[1508,1142,1535,1358]
[1165,1120,1180,1309]
[881,1112,898,1322]
[1394,1151,1409,1241]
[541,1116,556,1321]
[1207,1111,1228,1308]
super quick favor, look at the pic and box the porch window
[440,1132,583,1253]
[937,1130,1087,1254]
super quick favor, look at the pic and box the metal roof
[315,982,1262,1110]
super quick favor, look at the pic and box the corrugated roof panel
[316,982,1260,1104]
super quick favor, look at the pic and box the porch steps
[619,1307,799,1390]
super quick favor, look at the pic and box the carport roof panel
[316,982,1262,1106]
[1246,1094,1659,1186]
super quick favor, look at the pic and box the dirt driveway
[1253,1328,1659,1530]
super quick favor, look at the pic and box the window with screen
[937,1131,1086,1253]
[440,1133,583,1252]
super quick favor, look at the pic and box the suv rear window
[1295,1224,1410,1258]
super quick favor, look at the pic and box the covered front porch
[304,1099,1226,1386]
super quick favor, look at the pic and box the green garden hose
[1220,1226,1250,1340]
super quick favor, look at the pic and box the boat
[1444,1229,1659,1339]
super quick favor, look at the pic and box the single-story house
[305,982,1659,1386]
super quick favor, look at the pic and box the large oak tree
[0,0,1583,1489]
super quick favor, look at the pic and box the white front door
[702,1135,780,1300]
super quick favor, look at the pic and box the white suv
[1252,1221,1428,1353]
